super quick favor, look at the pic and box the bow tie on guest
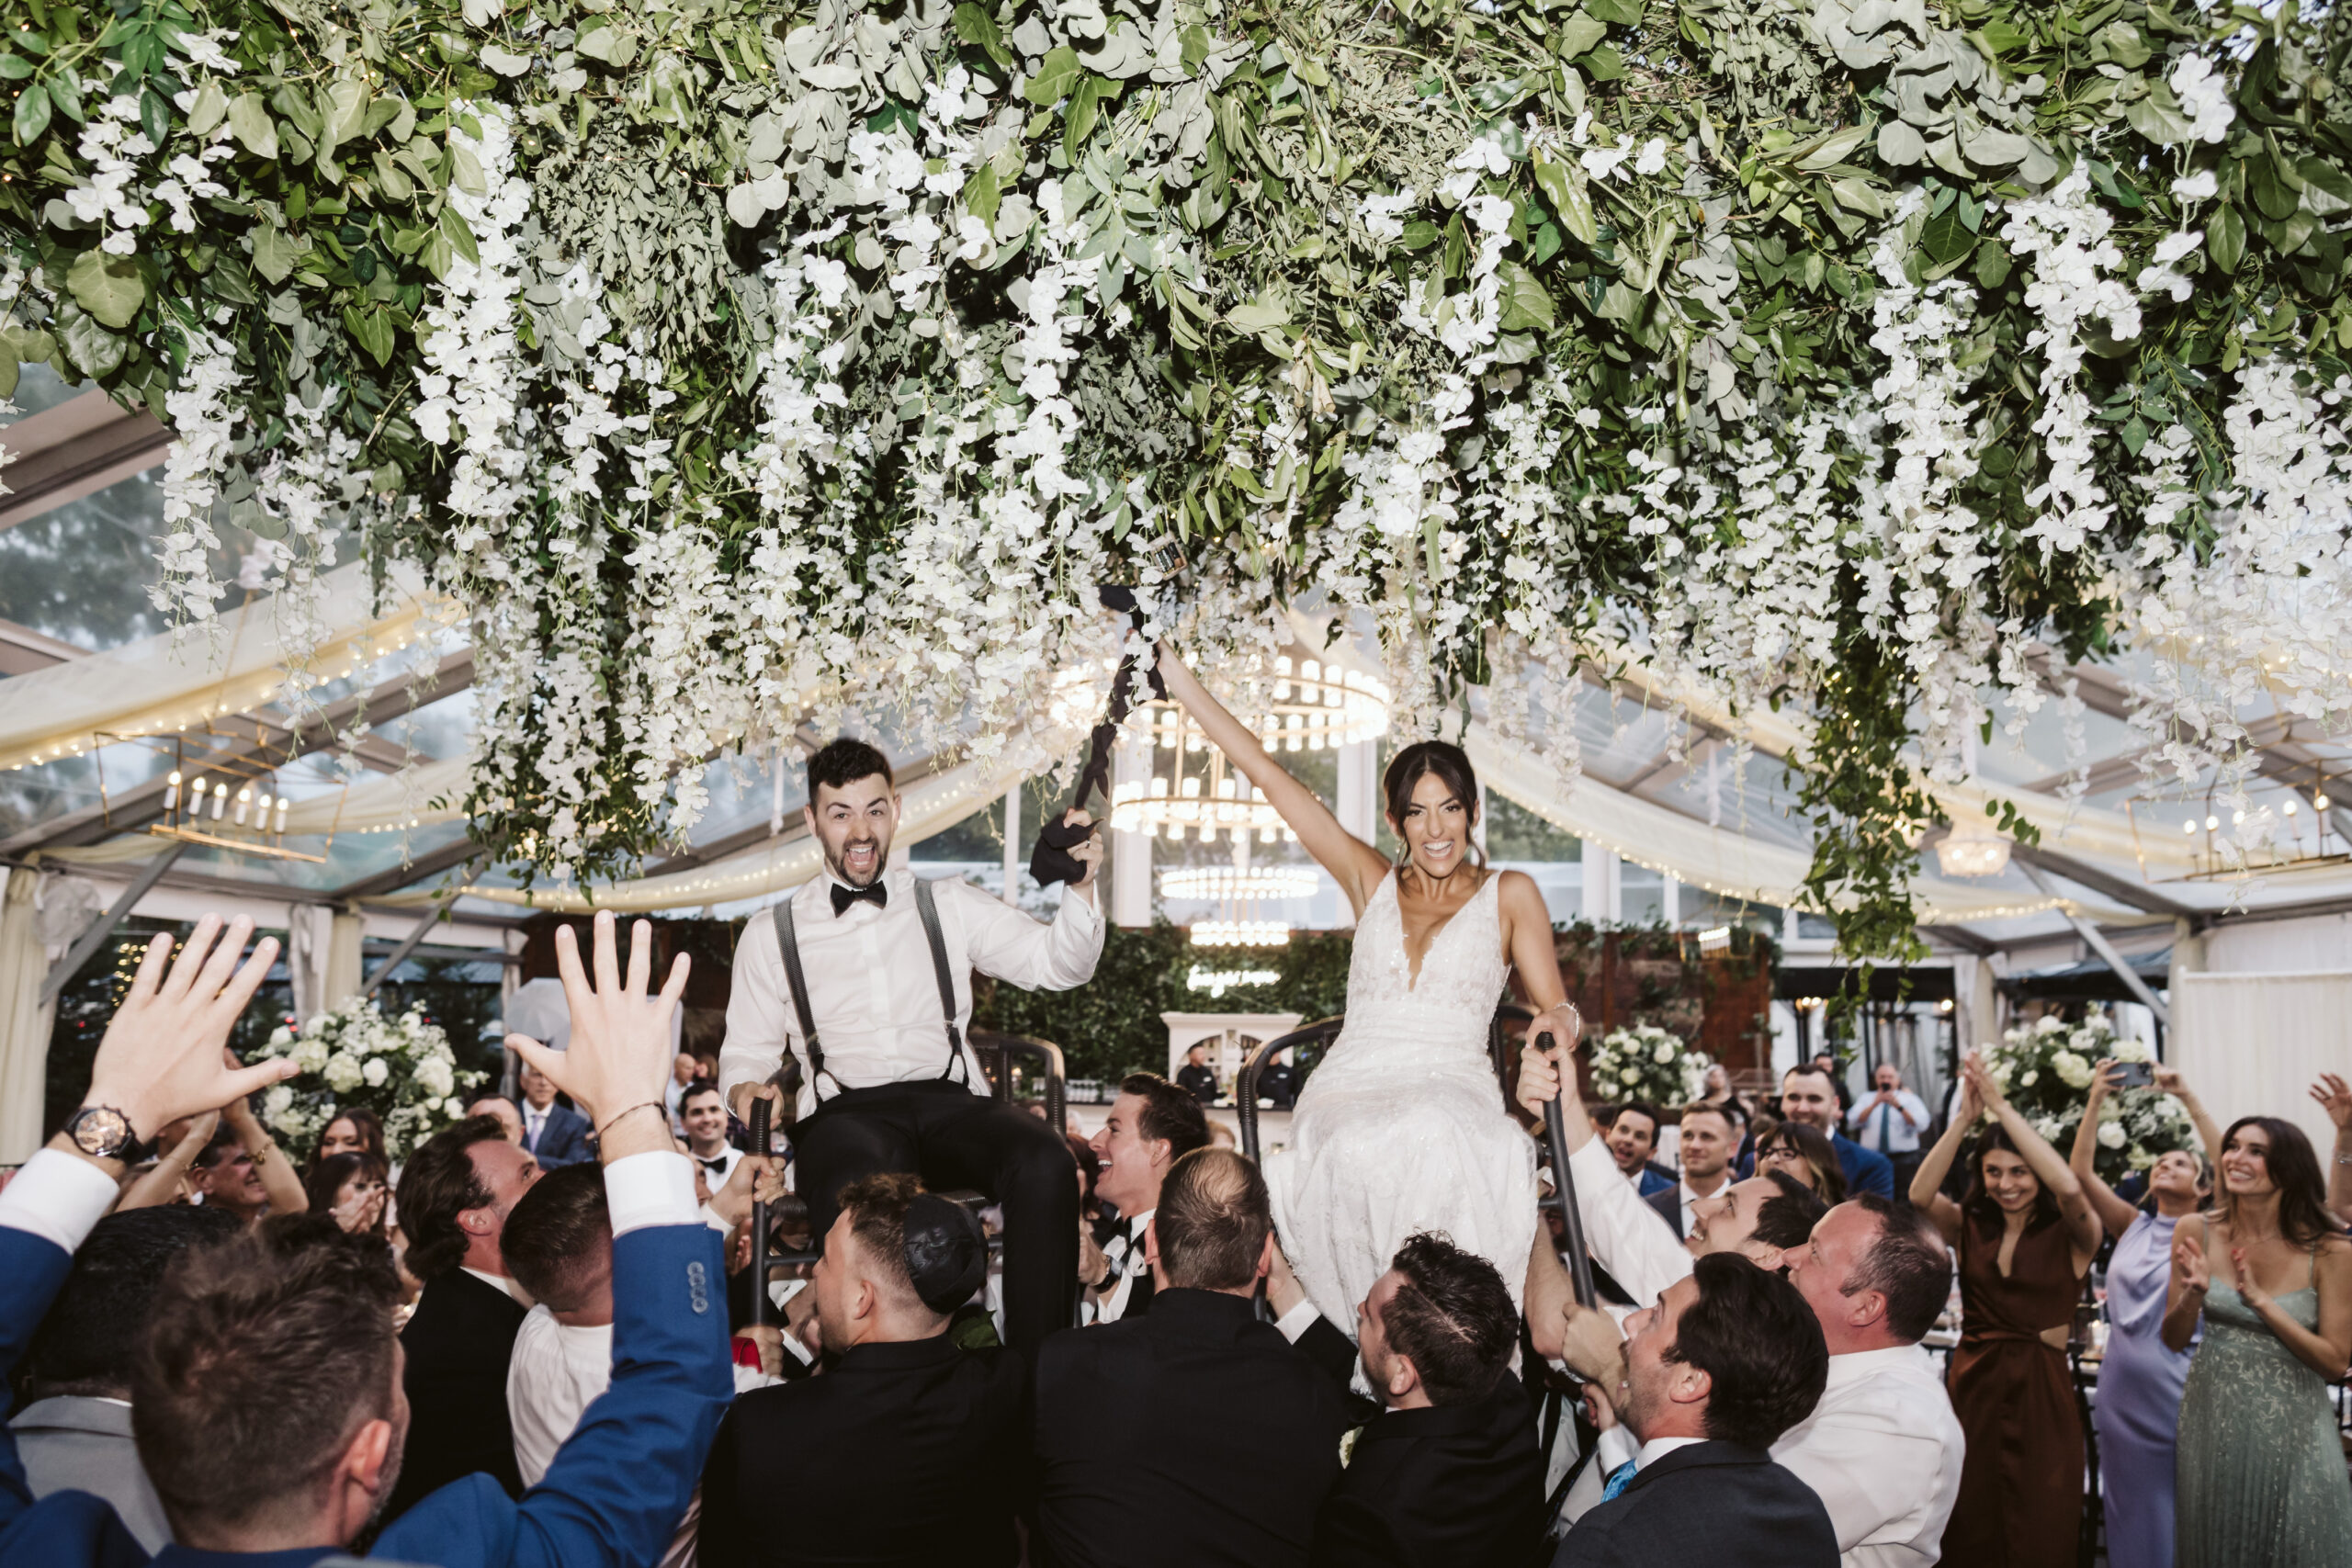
[696,1156,733,1176]
[831,880,888,916]
[1601,1460,1638,1502]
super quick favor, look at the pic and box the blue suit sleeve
[0,1228,78,1534]
[378,1224,734,1568]
[1857,1147,1894,1200]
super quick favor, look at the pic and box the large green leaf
[227,93,277,158]
[2208,203,2246,273]
[66,249,144,329]
[952,3,1012,67]
[1497,261,1555,332]
[1919,204,1973,265]
[345,304,396,366]
[251,225,301,284]
[12,80,51,145]
[1026,46,1080,106]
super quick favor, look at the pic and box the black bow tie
[831,880,888,916]
[697,1156,732,1176]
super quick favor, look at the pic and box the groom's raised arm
[951,874,1105,992]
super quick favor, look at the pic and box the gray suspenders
[771,877,969,1106]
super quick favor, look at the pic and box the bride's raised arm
[1156,646,1393,917]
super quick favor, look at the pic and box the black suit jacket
[698,1335,1023,1567]
[1552,1441,1838,1568]
[383,1268,528,1521]
[525,1101,593,1167]
[1176,1064,1220,1104]
[1313,1370,1548,1568]
[1645,1184,1685,1240]
[1034,1287,1352,1568]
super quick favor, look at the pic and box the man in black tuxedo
[1307,1233,1546,1568]
[382,1114,542,1521]
[1082,1072,1208,1325]
[699,1174,1018,1567]
[1034,1147,1352,1568]
[1554,1252,1837,1568]
[517,1059,594,1167]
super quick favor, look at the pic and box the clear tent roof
[5,372,2349,953]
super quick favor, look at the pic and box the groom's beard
[825,835,887,887]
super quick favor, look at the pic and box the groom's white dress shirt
[720,869,1103,1120]
[1563,1135,1964,1565]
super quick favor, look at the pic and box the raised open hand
[85,915,293,1147]
[2172,1226,2210,1296]
[2309,1072,2352,1134]
[506,910,689,1161]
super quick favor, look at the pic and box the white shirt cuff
[0,1148,123,1255]
[1057,882,1102,930]
[604,1152,699,1236]
[1273,1299,1322,1345]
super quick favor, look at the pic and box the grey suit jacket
[8,1395,169,1552]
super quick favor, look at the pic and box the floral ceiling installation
[5,0,2352,956]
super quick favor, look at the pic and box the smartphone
[2110,1062,2155,1089]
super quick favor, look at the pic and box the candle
[164,772,183,813]
[211,783,228,820]
[274,796,290,833]
[233,787,252,826]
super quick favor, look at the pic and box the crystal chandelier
[1934,818,2012,878]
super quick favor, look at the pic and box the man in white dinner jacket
[721,739,1104,1358]
[1519,1044,1966,1567]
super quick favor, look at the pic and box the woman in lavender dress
[2070,1062,2218,1568]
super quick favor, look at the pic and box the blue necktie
[1876,1102,1893,1152]
[1601,1460,1637,1501]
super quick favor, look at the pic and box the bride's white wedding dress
[1265,868,1539,1332]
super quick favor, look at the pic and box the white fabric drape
[2172,970,2352,1162]
[0,561,441,774]
[0,869,57,1164]
[288,906,364,1020]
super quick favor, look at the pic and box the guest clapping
[301,1151,390,1238]
[2165,1114,2352,1562]
[1909,1052,2101,1568]
[1554,1253,1838,1567]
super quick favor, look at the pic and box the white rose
[442,1097,468,1116]
[267,1025,294,1048]
[322,1053,365,1092]
[2098,1122,2126,1150]
[263,1084,295,1119]
[2020,1069,2039,1088]
[2053,1052,2092,1089]
[417,1057,456,1099]
[1619,1067,1640,1086]
[362,1058,390,1088]
[1654,1043,1678,1065]
[304,1015,330,1035]
[2032,1115,2063,1141]
[2035,1016,2064,1035]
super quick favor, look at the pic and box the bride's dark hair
[1382,741,1486,869]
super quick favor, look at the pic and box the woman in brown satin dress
[1910,1051,2104,1568]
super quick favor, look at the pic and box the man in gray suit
[10,1204,242,1551]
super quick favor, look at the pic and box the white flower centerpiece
[1585,1023,1713,1113]
[254,998,483,1161]
[1978,1014,2196,1182]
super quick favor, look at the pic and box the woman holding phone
[2071,1062,2219,1568]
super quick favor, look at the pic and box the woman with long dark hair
[1910,1052,2102,1568]
[1754,1120,1848,1204]
[1156,649,1580,1339]
[310,1107,387,1173]
[2165,1114,2352,1565]
[301,1150,390,1239]
[2070,1062,2219,1568]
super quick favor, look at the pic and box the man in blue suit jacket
[516,1062,594,1168]
[0,909,729,1568]
[1778,1068,1894,1201]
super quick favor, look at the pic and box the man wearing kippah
[696,1175,1021,1568]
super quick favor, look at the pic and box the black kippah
[902,1193,987,1314]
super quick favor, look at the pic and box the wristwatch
[65,1104,151,1164]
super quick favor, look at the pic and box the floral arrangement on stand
[1978,1012,2195,1181]
[6,0,2352,957]
[254,996,481,1159]
[1583,1021,1711,1112]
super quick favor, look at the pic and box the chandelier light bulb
[164,771,183,812]
[211,783,229,820]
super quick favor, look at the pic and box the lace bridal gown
[1266,868,1539,1330]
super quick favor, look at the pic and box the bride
[1158,649,1584,1338]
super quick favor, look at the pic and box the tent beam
[2018,862,2171,1028]
[2008,842,2194,919]
[0,651,474,857]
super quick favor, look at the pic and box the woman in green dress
[2165,1114,2352,1566]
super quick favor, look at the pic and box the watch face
[72,1106,131,1156]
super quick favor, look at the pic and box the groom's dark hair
[1383,1233,1517,1406]
[808,739,892,795]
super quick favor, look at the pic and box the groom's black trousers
[790,1078,1078,1357]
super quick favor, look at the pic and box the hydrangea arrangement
[254,996,482,1159]
[6,0,2352,960]
[1979,1012,2196,1181]
[1584,1022,1710,1112]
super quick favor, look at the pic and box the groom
[721,739,1104,1356]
